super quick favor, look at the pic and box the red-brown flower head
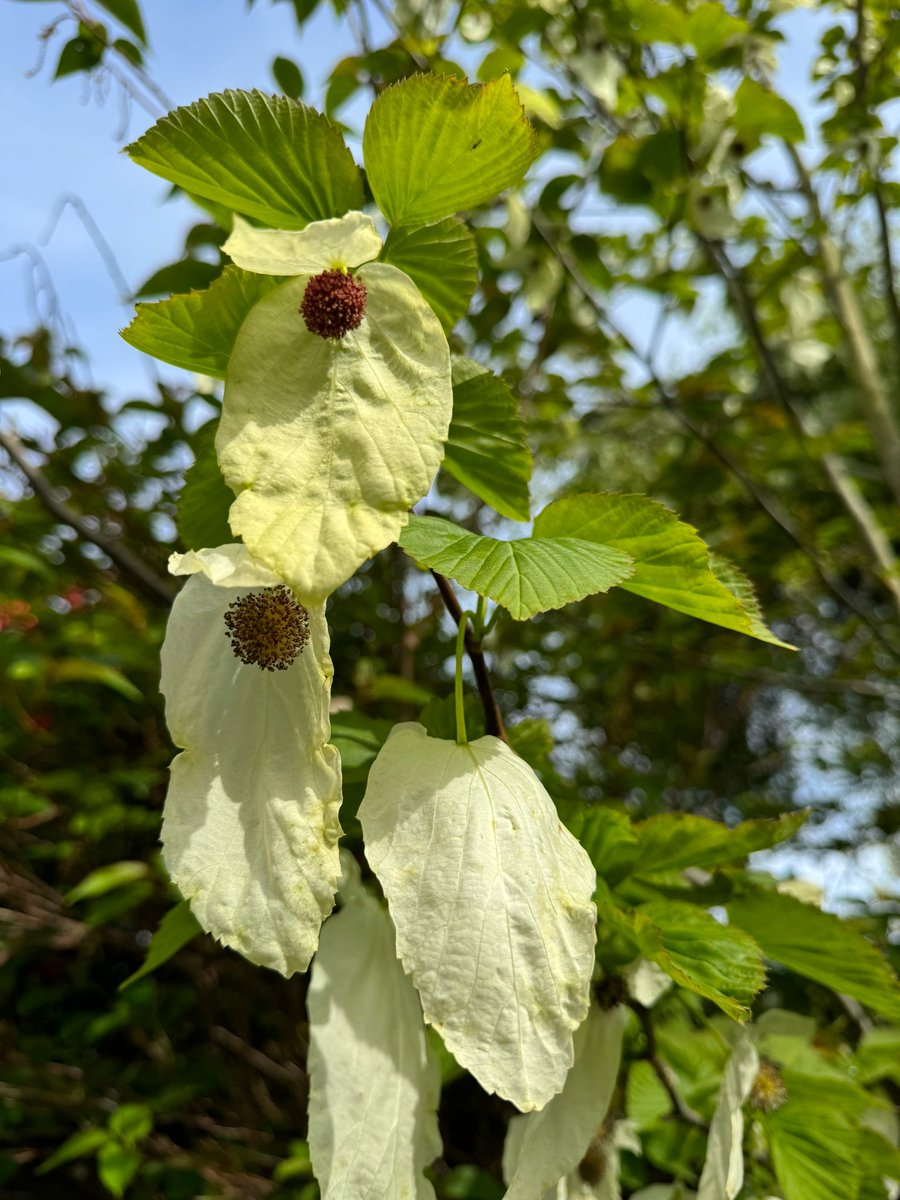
[300,268,367,340]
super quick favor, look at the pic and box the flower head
[160,544,342,976]
[300,268,367,339]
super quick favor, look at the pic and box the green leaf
[97,1140,141,1198]
[637,901,766,1021]
[684,3,748,58]
[363,73,537,226]
[126,89,363,229]
[133,257,221,299]
[122,266,282,378]
[329,711,393,780]
[54,33,104,78]
[563,806,639,887]
[108,1105,152,1143]
[734,79,804,146]
[380,217,478,333]
[632,810,808,874]
[506,718,553,772]
[420,694,486,742]
[118,900,202,991]
[533,493,793,647]
[761,1084,862,1200]
[272,55,304,99]
[95,0,146,43]
[37,1128,109,1174]
[442,364,531,521]
[66,860,149,904]
[727,890,900,1019]
[50,659,142,700]
[399,515,633,621]
[177,423,235,551]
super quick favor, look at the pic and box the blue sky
[1,0,376,403]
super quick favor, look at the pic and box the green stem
[474,594,488,639]
[454,613,470,746]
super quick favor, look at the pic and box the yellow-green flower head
[216,212,453,607]
[160,544,342,976]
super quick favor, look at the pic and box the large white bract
[697,1038,760,1200]
[217,210,453,605]
[160,544,342,976]
[359,723,598,1112]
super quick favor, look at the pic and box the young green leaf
[632,810,808,875]
[727,889,900,1020]
[533,493,793,647]
[761,1082,862,1200]
[95,0,146,44]
[381,216,478,332]
[636,901,767,1021]
[118,900,202,991]
[443,364,532,521]
[177,423,235,552]
[503,1004,628,1200]
[122,266,283,379]
[399,515,633,621]
[359,724,597,1112]
[126,90,362,229]
[218,267,452,604]
[734,79,804,146]
[363,73,537,226]
[308,876,441,1200]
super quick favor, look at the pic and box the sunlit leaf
[363,73,537,226]
[533,493,793,646]
[443,363,532,521]
[399,515,633,621]
[381,217,478,332]
[127,89,363,229]
[122,266,283,378]
[728,890,900,1019]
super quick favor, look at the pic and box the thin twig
[786,142,900,507]
[0,428,174,605]
[822,455,900,618]
[531,213,897,650]
[630,1002,708,1131]
[430,570,507,742]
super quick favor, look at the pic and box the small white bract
[160,544,342,976]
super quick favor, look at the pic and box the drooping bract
[308,856,441,1200]
[358,723,598,1112]
[160,544,342,975]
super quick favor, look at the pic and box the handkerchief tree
[108,72,900,1200]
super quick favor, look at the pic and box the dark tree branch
[0,428,174,605]
[430,570,507,742]
[630,1002,708,1131]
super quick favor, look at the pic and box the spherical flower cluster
[300,268,367,340]
[223,583,310,671]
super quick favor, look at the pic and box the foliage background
[1,0,899,1197]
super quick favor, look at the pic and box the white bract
[502,1003,629,1200]
[216,210,453,605]
[696,1037,760,1200]
[160,544,342,976]
[308,856,441,1200]
[358,723,598,1112]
